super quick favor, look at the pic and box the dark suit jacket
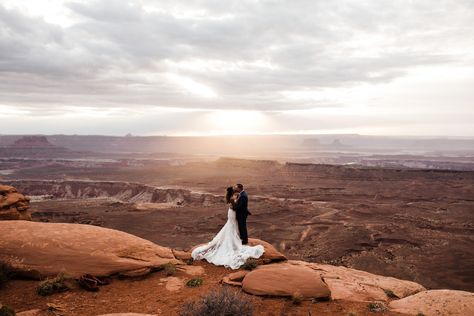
[234,191,251,217]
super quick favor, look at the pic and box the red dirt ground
[0,261,407,316]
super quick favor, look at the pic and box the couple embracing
[191,183,264,269]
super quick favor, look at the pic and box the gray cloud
[0,0,473,115]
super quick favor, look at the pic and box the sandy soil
[0,261,408,316]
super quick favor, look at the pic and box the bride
[191,186,265,269]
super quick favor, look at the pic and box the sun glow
[206,110,268,135]
[166,74,217,98]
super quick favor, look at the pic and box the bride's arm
[230,194,239,210]
[230,200,235,210]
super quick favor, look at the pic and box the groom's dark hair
[236,183,244,190]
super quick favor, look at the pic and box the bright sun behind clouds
[206,110,268,135]
[167,74,217,99]
[0,1,473,136]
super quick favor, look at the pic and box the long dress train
[191,207,264,269]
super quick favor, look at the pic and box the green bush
[164,263,176,276]
[186,278,203,287]
[383,289,398,298]
[367,302,387,313]
[36,273,70,296]
[291,292,303,305]
[0,305,15,316]
[242,259,258,271]
[0,262,14,288]
[180,287,253,316]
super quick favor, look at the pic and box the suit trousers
[236,213,248,244]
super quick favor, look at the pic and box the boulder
[172,249,192,261]
[222,270,249,286]
[160,276,184,292]
[389,289,474,316]
[248,238,287,262]
[242,263,331,299]
[0,221,180,279]
[0,185,31,220]
[289,260,425,302]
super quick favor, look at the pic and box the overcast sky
[0,0,473,136]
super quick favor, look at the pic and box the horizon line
[1,132,473,139]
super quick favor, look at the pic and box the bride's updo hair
[225,186,234,203]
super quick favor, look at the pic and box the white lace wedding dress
[191,207,265,269]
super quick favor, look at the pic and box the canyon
[2,158,473,292]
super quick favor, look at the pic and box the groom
[233,183,251,245]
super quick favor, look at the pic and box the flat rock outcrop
[242,263,331,299]
[172,249,192,261]
[0,184,31,220]
[389,289,474,316]
[16,310,41,316]
[222,270,249,286]
[98,314,157,316]
[0,221,180,279]
[289,260,425,302]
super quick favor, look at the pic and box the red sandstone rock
[222,270,249,286]
[289,260,425,302]
[247,238,287,262]
[0,221,180,279]
[242,263,331,299]
[172,249,192,261]
[0,184,31,220]
[389,289,474,316]
[98,314,157,316]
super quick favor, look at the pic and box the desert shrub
[186,278,203,287]
[383,289,398,299]
[0,305,15,316]
[311,296,330,303]
[291,292,303,305]
[180,287,253,316]
[0,262,14,288]
[367,302,387,313]
[416,313,425,316]
[242,259,258,271]
[36,273,70,296]
[164,263,176,276]
[185,258,194,265]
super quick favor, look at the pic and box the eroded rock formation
[0,220,180,279]
[0,184,31,220]
[389,289,474,316]
[0,219,472,316]
[241,263,331,299]
[4,179,222,206]
[288,260,425,302]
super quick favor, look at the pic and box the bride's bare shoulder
[228,193,239,208]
